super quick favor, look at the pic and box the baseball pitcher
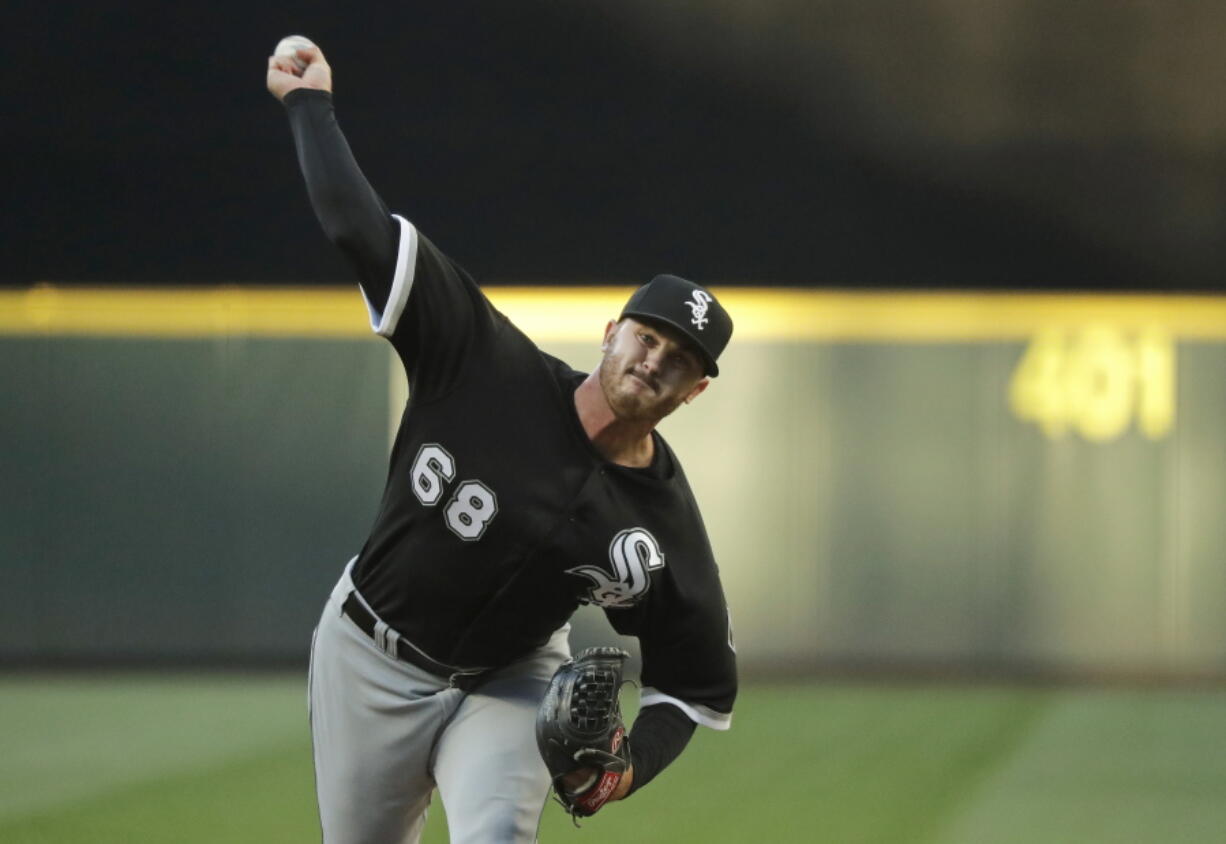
[267,36,737,844]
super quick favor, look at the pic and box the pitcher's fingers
[296,44,325,67]
[268,55,301,76]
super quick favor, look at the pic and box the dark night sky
[3,2,1217,290]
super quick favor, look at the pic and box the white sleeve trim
[640,687,732,731]
[362,214,418,337]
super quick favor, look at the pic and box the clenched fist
[266,36,333,101]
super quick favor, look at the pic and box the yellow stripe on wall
[0,286,370,339]
[3,285,1226,341]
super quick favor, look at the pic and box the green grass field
[2,674,1224,843]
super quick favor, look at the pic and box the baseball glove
[535,647,632,819]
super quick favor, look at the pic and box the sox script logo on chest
[568,528,665,608]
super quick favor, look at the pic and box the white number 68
[410,443,499,541]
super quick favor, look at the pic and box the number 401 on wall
[1008,326,1175,442]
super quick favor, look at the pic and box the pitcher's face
[597,318,709,423]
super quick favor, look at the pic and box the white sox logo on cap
[684,290,714,330]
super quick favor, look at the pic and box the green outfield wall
[2,287,1225,676]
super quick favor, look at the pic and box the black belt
[341,591,490,692]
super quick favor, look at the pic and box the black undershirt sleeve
[627,703,697,795]
[283,88,398,313]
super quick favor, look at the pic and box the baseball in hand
[274,35,316,72]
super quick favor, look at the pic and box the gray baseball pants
[308,560,571,843]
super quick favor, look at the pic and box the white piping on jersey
[640,687,732,731]
[363,213,418,337]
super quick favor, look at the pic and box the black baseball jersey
[349,216,736,727]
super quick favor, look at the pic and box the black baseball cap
[619,274,733,377]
